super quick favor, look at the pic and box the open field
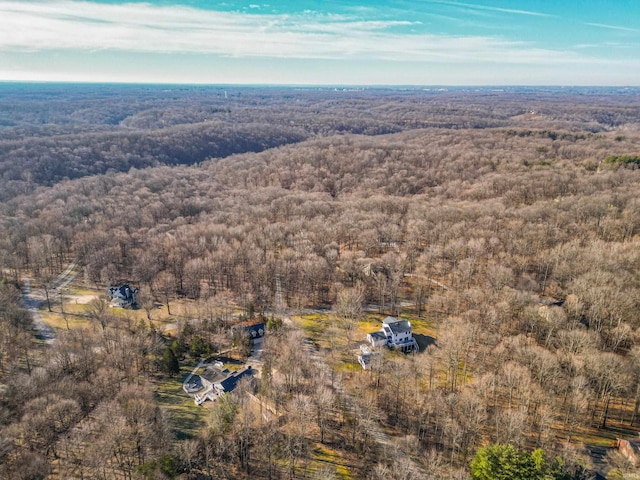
[154,366,209,441]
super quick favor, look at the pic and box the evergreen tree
[162,347,180,377]
[471,444,574,480]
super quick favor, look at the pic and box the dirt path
[21,261,80,344]
[22,278,56,344]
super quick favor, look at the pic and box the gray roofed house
[107,284,137,308]
[245,322,266,344]
[193,364,253,405]
[367,331,387,347]
[383,316,412,335]
[200,366,229,385]
[365,316,418,355]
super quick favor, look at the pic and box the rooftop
[200,366,229,384]
[219,367,252,392]
[245,322,265,339]
[368,331,387,341]
[384,319,411,335]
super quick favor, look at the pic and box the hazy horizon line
[1,80,639,89]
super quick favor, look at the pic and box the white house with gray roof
[366,316,418,353]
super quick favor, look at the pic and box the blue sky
[0,0,639,85]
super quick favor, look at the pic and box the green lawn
[311,443,357,480]
[40,309,92,331]
[155,366,209,440]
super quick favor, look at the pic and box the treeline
[3,85,640,201]
[0,122,308,200]
[605,154,640,167]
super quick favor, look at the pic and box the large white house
[366,316,418,353]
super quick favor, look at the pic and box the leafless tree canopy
[1,85,640,479]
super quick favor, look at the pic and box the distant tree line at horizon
[1,85,640,201]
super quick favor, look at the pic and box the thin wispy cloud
[429,0,554,18]
[585,22,639,33]
[0,0,598,65]
[1,0,638,85]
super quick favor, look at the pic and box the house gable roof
[620,438,640,453]
[200,366,229,384]
[107,284,137,302]
[219,367,253,392]
[382,317,411,335]
[245,322,265,339]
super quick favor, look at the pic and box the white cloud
[429,0,554,18]
[585,22,639,33]
[0,0,627,68]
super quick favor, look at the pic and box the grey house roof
[368,331,387,341]
[219,367,252,392]
[383,317,411,335]
[108,284,136,300]
[245,323,265,339]
[200,365,253,392]
[200,367,229,384]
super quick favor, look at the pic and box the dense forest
[1,84,640,479]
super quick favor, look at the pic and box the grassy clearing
[40,310,91,331]
[222,362,243,372]
[109,305,149,323]
[47,300,86,316]
[335,352,360,372]
[68,286,99,296]
[297,311,436,373]
[571,416,640,448]
[40,279,234,335]
[311,443,356,480]
[355,314,382,339]
[295,313,331,343]
[154,366,208,441]
[404,314,436,337]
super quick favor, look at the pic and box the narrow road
[21,261,79,345]
[404,272,449,290]
[22,278,56,344]
[49,261,77,289]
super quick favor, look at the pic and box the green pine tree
[161,347,180,377]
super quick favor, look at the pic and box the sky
[0,0,639,85]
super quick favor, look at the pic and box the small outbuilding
[357,344,380,370]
